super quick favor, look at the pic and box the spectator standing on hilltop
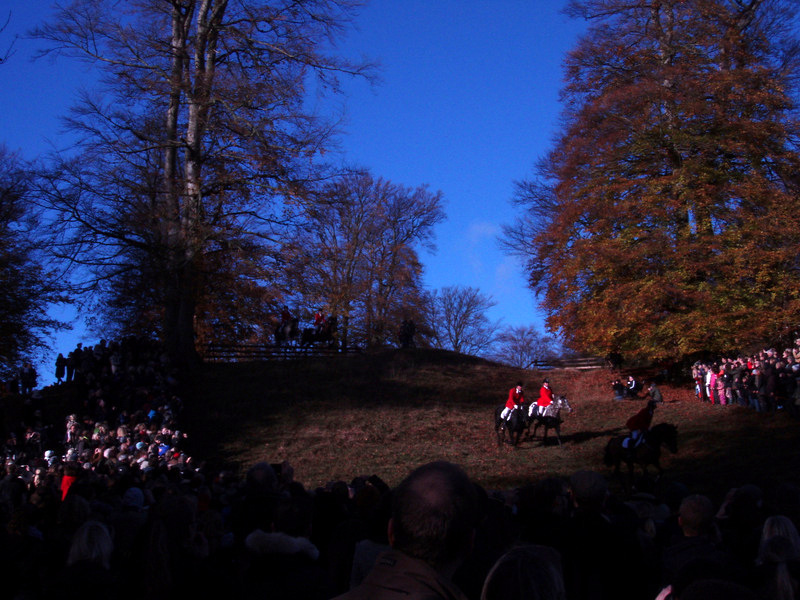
[334,460,477,600]
[66,343,83,383]
[692,362,706,402]
[716,365,729,406]
[763,360,778,412]
[398,318,416,348]
[19,362,37,396]
[55,353,67,384]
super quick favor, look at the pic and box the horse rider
[533,379,554,418]
[500,382,525,429]
[622,400,658,449]
[314,308,326,335]
[280,305,293,326]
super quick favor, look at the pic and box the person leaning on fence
[500,383,525,428]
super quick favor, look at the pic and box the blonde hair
[757,516,800,600]
[760,515,800,551]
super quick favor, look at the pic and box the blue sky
[1,1,586,379]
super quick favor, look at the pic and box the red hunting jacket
[537,385,554,408]
[505,387,525,410]
[626,406,654,432]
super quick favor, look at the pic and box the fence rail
[200,344,605,369]
[530,357,606,370]
[201,343,360,362]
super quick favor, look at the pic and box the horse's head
[653,422,678,453]
[556,395,572,412]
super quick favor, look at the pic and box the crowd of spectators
[691,339,800,417]
[0,337,798,599]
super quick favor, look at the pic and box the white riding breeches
[622,429,643,448]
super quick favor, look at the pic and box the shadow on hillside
[186,353,800,500]
[563,427,625,444]
[517,427,623,448]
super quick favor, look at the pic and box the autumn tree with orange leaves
[505,0,800,361]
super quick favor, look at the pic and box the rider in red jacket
[623,401,657,448]
[313,309,326,334]
[500,383,525,424]
[534,379,554,417]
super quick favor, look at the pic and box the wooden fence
[200,344,605,369]
[530,356,607,370]
[201,343,360,363]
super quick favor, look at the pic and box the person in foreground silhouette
[333,460,477,600]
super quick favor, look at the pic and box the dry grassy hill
[185,348,800,503]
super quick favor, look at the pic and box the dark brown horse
[494,405,527,447]
[274,317,299,346]
[300,315,338,347]
[604,422,678,484]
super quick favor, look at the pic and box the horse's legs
[494,418,504,446]
[626,458,636,490]
[654,459,663,480]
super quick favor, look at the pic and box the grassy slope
[185,348,800,503]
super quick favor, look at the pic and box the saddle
[623,437,652,453]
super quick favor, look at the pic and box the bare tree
[492,324,556,369]
[283,170,444,348]
[0,147,68,377]
[31,0,371,364]
[0,11,17,65]
[425,286,500,356]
